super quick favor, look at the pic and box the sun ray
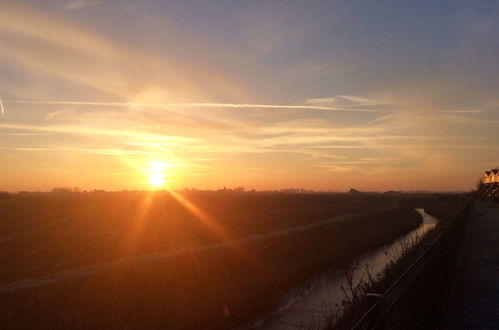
[164,188,258,264]
[165,188,229,239]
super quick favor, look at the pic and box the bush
[0,192,11,199]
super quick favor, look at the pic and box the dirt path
[0,209,391,295]
[446,201,499,329]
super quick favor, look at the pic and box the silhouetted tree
[0,192,11,199]
[51,187,73,193]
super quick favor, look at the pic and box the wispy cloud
[0,122,196,143]
[0,2,254,106]
[336,95,380,105]
[64,0,102,10]
[0,133,54,136]
[305,95,390,108]
[443,110,485,113]
[0,96,4,115]
[6,100,386,113]
[305,97,337,105]
[0,145,153,156]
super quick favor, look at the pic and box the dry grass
[324,194,470,329]
[0,192,422,329]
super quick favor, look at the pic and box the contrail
[0,96,4,115]
[5,100,385,113]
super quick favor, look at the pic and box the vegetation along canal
[244,208,439,330]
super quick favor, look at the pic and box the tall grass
[323,195,470,329]
[0,192,422,329]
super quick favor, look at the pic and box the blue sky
[1,0,498,191]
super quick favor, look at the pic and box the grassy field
[0,191,422,329]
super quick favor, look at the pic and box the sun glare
[149,173,165,187]
[147,161,168,188]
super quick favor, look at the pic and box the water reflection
[245,209,438,330]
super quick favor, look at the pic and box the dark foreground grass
[0,192,394,283]
[0,193,420,329]
[328,194,470,329]
[381,200,472,330]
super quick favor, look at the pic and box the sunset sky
[1,0,499,191]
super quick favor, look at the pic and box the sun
[147,161,168,188]
[149,173,165,187]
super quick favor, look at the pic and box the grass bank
[327,195,470,329]
[0,193,421,329]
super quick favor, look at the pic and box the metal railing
[351,204,471,330]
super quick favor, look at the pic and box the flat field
[0,191,422,329]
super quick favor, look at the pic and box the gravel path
[446,201,499,329]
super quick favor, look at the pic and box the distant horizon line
[1,188,471,194]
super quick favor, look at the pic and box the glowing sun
[149,173,165,187]
[148,161,168,188]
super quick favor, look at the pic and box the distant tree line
[0,191,11,199]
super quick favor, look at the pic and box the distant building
[482,169,499,184]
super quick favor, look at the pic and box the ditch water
[243,208,439,330]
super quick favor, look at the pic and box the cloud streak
[64,0,102,10]
[5,100,386,113]
[0,96,4,115]
[0,122,196,143]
